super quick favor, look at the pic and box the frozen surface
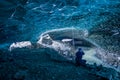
[0,0,120,79]
[9,28,120,71]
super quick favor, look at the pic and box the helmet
[79,48,82,51]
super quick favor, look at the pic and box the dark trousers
[75,58,86,66]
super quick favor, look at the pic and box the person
[75,48,86,66]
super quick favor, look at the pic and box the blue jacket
[76,50,84,59]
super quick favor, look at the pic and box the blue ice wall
[0,0,120,43]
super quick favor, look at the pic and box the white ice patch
[118,57,120,60]
[38,38,71,55]
[9,41,32,51]
[83,29,89,37]
[62,39,73,42]
[37,34,73,60]
[82,48,102,65]
[52,41,71,52]
[37,34,53,45]
[37,34,67,51]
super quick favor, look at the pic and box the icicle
[71,26,75,49]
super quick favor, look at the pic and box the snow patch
[62,39,73,42]
[9,41,32,51]
[83,48,102,65]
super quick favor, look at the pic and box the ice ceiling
[1,0,119,43]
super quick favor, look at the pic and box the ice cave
[0,0,120,80]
